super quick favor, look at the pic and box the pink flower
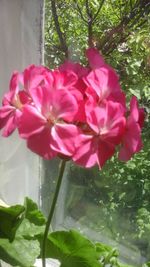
[46,69,83,107]
[23,64,50,91]
[73,101,126,168]
[19,84,81,159]
[0,72,23,136]
[119,96,145,161]
[59,61,89,84]
[84,48,126,109]
[0,49,145,168]
[59,62,89,122]
[86,47,105,69]
[59,60,89,96]
[0,65,52,137]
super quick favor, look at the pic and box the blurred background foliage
[44,0,150,264]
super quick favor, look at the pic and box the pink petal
[118,119,142,161]
[51,123,81,156]
[23,65,48,91]
[30,74,46,89]
[0,117,6,131]
[84,67,119,102]
[44,70,54,88]
[29,86,78,122]
[97,140,115,168]
[73,134,115,168]
[2,90,18,105]
[0,106,21,137]
[86,48,105,69]
[53,70,78,90]
[2,113,18,137]
[108,89,126,111]
[27,128,57,160]
[18,91,32,105]
[86,101,124,135]
[74,99,86,122]
[52,89,78,121]
[138,108,145,128]
[104,117,126,145]
[73,135,97,168]
[119,96,145,161]
[130,96,139,122]
[130,96,145,128]
[106,100,125,120]
[102,101,126,144]
[59,61,89,78]
[59,61,89,94]
[86,101,126,145]
[86,105,106,134]
[29,86,52,113]
[19,105,46,138]
[84,70,102,99]
[0,107,15,136]
[9,71,22,92]
[0,105,15,118]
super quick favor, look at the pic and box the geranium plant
[0,48,147,267]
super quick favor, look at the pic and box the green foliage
[66,146,150,261]
[0,238,40,267]
[24,197,46,226]
[45,0,88,67]
[0,198,45,266]
[96,242,119,266]
[0,204,25,240]
[1,198,148,267]
[46,230,134,267]
[46,230,102,267]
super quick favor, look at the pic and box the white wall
[0,0,44,205]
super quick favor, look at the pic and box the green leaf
[96,242,118,261]
[129,88,141,99]
[46,230,102,267]
[118,263,135,267]
[0,205,24,218]
[16,218,45,238]
[0,199,45,266]
[95,242,120,266]
[0,205,25,239]
[24,197,46,226]
[143,263,150,267]
[0,237,40,267]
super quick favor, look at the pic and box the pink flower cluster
[0,48,145,168]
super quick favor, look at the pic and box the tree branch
[51,0,68,58]
[85,0,93,47]
[129,0,133,11]
[85,0,92,18]
[93,0,106,22]
[73,0,88,23]
[98,0,149,54]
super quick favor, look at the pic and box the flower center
[12,94,23,110]
[99,126,108,136]
[47,113,56,126]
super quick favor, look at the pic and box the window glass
[43,1,150,265]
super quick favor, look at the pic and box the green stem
[41,159,66,267]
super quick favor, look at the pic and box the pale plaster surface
[0,0,44,205]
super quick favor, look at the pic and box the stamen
[47,113,56,126]
[12,94,23,110]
